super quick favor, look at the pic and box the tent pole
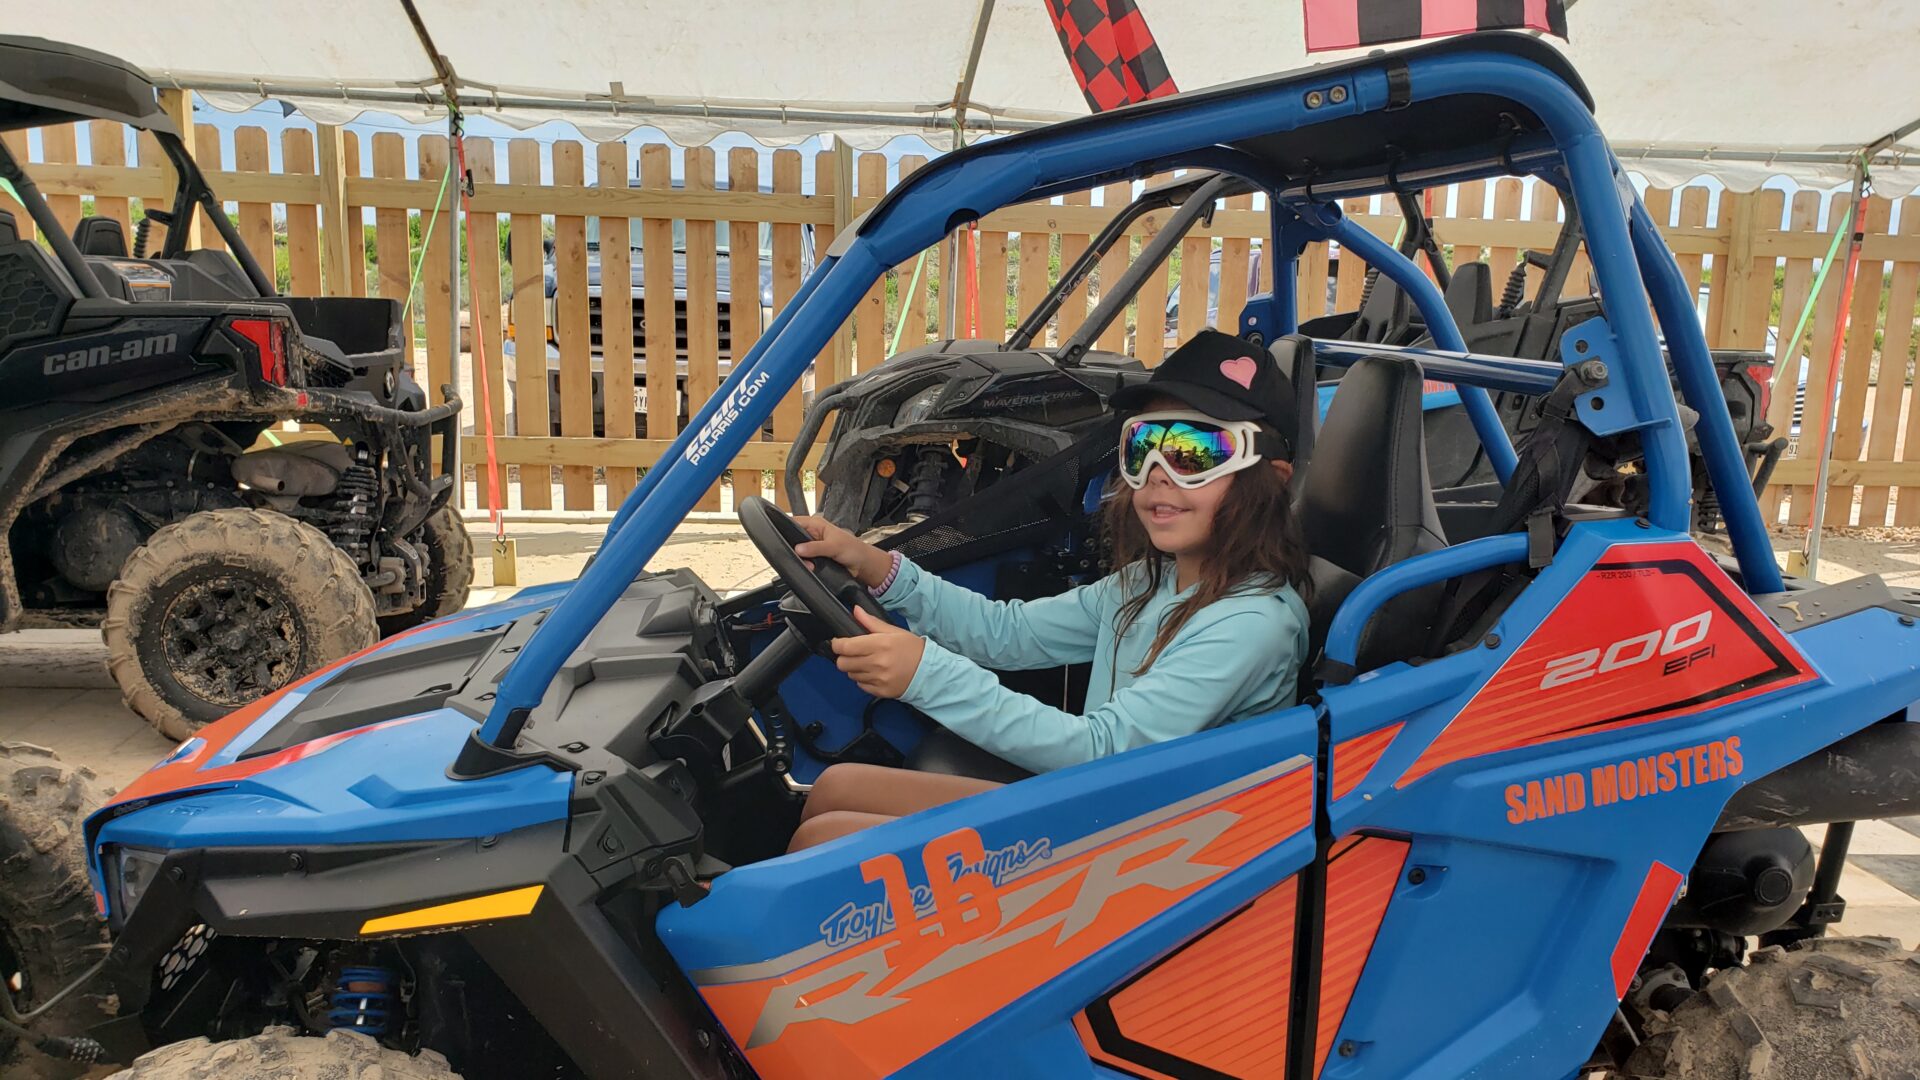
[1800,155,1872,577]
[942,0,996,336]
[447,109,463,440]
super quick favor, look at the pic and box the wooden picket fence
[9,107,1920,526]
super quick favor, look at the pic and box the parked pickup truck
[504,182,814,436]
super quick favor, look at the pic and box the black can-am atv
[0,36,469,739]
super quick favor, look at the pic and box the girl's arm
[793,514,1105,669]
[876,556,1107,670]
[900,605,1301,773]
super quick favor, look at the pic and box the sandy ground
[2,521,1917,950]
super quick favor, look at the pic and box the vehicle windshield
[585,218,775,256]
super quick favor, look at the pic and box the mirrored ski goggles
[1118,411,1281,489]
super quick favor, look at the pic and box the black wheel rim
[158,572,305,708]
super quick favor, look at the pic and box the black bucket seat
[1297,354,1448,675]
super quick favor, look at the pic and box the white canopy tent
[9,0,1919,192]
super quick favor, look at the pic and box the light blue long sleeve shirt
[875,557,1310,773]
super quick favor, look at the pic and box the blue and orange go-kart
[19,31,1920,1080]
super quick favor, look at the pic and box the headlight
[113,846,166,917]
[893,384,944,426]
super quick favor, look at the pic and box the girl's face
[1132,463,1231,558]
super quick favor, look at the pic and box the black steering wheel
[737,496,889,647]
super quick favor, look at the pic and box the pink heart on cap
[1220,356,1258,390]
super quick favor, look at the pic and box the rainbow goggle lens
[1119,410,1277,489]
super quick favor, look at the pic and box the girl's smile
[1132,465,1229,577]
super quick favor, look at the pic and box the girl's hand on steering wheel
[831,607,926,698]
[793,516,892,589]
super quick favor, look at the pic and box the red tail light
[1744,362,1775,423]
[230,317,288,386]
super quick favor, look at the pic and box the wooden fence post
[769,149,804,509]
[193,127,226,252]
[831,140,855,384]
[1824,196,1893,527]
[551,140,593,509]
[681,145,720,510]
[507,139,550,509]
[1888,207,1920,526]
[639,144,676,446]
[1218,191,1254,333]
[1714,191,1772,352]
[281,130,323,297]
[600,140,639,504]
[315,124,353,297]
[88,121,132,236]
[464,138,509,510]
[1095,181,1131,354]
[418,136,455,414]
[371,134,409,301]
[722,146,762,512]
[40,125,81,236]
[234,128,273,275]
[1131,174,1172,365]
[855,153,889,374]
[155,89,199,250]
[1860,199,1916,526]
[343,131,366,296]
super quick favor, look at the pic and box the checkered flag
[1042,0,1180,113]
[1303,0,1569,53]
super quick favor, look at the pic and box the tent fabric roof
[9,1,1919,193]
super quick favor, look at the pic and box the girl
[790,330,1313,850]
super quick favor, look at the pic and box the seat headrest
[1268,334,1318,469]
[1349,275,1412,344]
[0,209,17,246]
[1299,354,1444,580]
[74,217,129,258]
[1445,263,1493,329]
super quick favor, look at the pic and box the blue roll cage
[472,37,1783,751]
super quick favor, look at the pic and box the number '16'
[1538,611,1713,690]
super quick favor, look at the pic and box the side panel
[1076,836,1406,1079]
[659,706,1324,1079]
[1313,520,1919,1078]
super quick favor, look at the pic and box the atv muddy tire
[1627,935,1920,1079]
[0,743,111,1080]
[103,509,377,741]
[377,506,473,636]
[108,1027,464,1079]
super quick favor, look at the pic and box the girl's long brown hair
[1103,438,1312,674]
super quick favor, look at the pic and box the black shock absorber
[326,459,378,562]
[1497,258,1532,316]
[904,447,951,518]
[328,965,397,1037]
[133,208,173,259]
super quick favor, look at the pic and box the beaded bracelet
[871,550,903,596]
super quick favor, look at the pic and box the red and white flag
[1303,0,1568,53]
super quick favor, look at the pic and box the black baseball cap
[1110,330,1298,461]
